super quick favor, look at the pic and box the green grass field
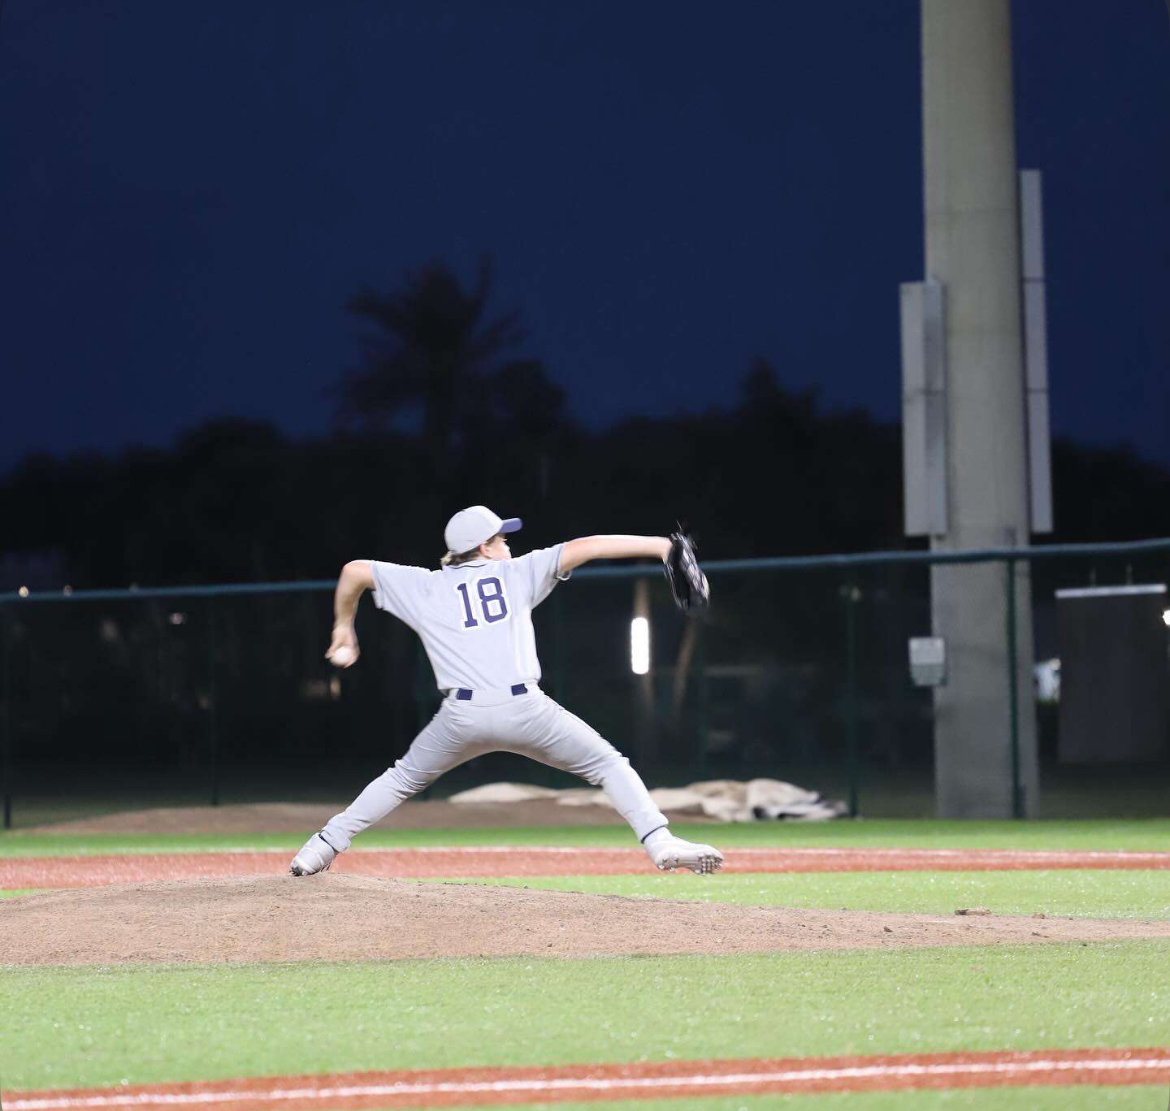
[2,818,1169,1110]
[2,817,1169,856]
[4,944,1168,1090]
[443,869,1170,919]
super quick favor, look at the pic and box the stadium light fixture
[1163,608,1170,628]
[630,616,650,675]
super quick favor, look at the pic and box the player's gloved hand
[664,532,710,615]
[326,624,360,668]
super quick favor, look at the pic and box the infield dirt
[8,804,1170,965]
[5,872,1170,965]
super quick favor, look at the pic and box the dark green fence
[2,537,1168,827]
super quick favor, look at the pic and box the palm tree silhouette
[335,258,534,477]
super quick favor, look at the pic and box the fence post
[694,618,708,778]
[1,605,12,830]
[1005,557,1023,818]
[414,643,431,732]
[551,588,565,703]
[207,603,220,807]
[843,582,861,818]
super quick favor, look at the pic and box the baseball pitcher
[290,505,723,876]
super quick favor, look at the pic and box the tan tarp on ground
[448,778,848,821]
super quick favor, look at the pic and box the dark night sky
[1,0,1168,474]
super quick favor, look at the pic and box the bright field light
[1163,608,1170,628]
[630,616,650,675]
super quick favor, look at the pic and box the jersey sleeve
[511,544,570,608]
[369,561,431,624]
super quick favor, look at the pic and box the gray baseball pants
[321,686,668,852]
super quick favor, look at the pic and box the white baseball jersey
[369,545,569,692]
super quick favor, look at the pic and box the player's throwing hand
[326,626,359,668]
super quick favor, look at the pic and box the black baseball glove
[664,532,710,614]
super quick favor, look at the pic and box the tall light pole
[910,0,1041,817]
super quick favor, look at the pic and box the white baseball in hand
[330,645,355,667]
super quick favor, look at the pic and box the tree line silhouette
[3,260,1168,590]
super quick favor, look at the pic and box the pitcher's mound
[4,874,1169,965]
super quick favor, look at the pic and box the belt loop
[452,685,527,701]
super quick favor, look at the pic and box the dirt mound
[4,874,1168,966]
[28,799,707,835]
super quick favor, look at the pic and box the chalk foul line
[6,1049,1170,1109]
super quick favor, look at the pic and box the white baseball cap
[444,505,523,554]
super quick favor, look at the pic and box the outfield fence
[2,538,1168,827]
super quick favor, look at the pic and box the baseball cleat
[649,836,724,875]
[289,832,337,876]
